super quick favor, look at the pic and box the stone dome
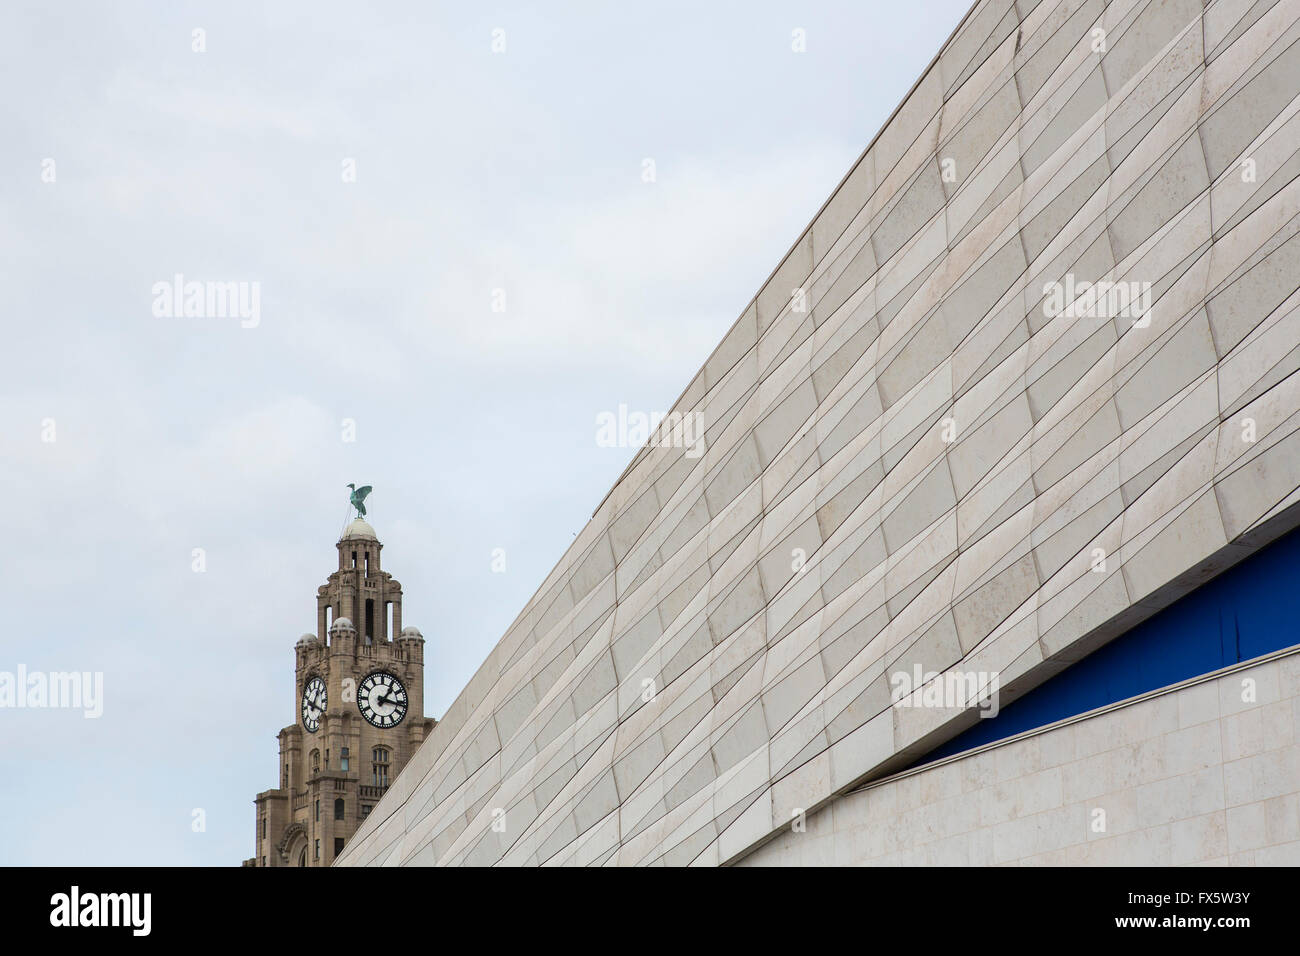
[399,625,424,641]
[295,633,318,647]
[341,518,377,540]
[330,617,356,632]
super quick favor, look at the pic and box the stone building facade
[337,0,1300,866]
[245,518,436,866]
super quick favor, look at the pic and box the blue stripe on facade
[918,524,1300,765]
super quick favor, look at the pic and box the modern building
[337,0,1300,866]
[245,518,436,866]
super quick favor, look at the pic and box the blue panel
[918,524,1300,765]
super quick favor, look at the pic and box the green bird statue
[347,483,373,518]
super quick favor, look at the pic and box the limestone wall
[741,650,1300,865]
[337,0,1300,866]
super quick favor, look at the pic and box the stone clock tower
[245,516,436,867]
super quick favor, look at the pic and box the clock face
[301,676,327,733]
[357,671,408,729]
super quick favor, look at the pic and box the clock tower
[245,515,436,867]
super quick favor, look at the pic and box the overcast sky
[0,0,971,865]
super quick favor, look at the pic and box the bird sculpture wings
[349,484,373,517]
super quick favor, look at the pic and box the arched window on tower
[334,798,345,821]
[310,749,320,775]
[372,747,390,788]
